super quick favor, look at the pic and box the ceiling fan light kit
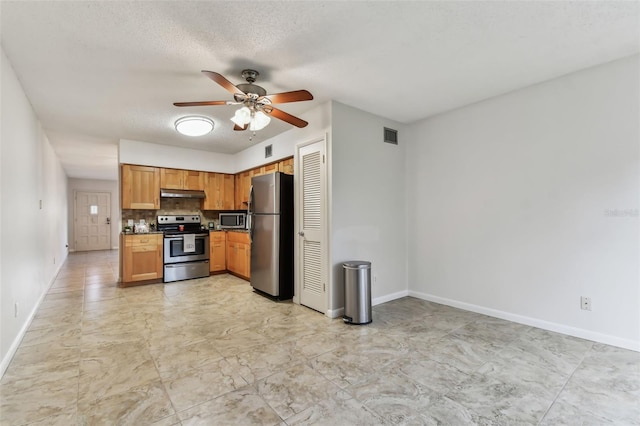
[231,107,271,131]
[174,116,214,137]
[249,111,271,131]
[174,69,313,133]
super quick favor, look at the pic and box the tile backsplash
[121,198,242,230]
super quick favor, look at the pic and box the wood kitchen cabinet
[121,164,160,209]
[209,232,226,272]
[234,170,253,210]
[120,233,163,285]
[252,162,278,177]
[161,168,205,190]
[278,157,294,175]
[251,166,265,177]
[263,162,279,175]
[226,231,250,280]
[232,158,293,209]
[202,172,235,210]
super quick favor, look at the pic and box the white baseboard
[409,290,640,352]
[326,290,408,319]
[327,307,344,319]
[373,290,409,306]
[1,261,64,378]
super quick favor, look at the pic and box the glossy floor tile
[1,250,638,425]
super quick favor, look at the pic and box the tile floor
[1,250,639,425]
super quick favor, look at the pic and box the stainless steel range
[157,215,209,283]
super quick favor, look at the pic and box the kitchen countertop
[121,229,250,235]
[121,231,164,235]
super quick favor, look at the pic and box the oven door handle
[164,233,209,238]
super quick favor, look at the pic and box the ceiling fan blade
[269,107,309,128]
[261,90,314,104]
[234,124,248,131]
[173,101,229,107]
[202,71,246,96]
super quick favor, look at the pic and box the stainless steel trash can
[343,261,372,324]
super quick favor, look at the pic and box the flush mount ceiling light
[174,116,214,137]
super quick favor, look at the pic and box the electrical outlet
[374,275,378,283]
[581,296,591,311]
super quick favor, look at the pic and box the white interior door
[75,191,111,251]
[297,139,327,313]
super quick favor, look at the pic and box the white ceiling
[1,1,638,180]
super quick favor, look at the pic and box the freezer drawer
[164,261,209,283]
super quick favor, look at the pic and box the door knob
[106,217,111,225]
[298,231,304,237]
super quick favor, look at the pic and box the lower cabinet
[210,232,226,272]
[121,233,163,285]
[120,232,250,285]
[226,232,250,280]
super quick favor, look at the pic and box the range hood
[160,188,206,199]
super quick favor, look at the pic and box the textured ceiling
[1,1,638,180]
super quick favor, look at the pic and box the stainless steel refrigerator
[248,172,294,299]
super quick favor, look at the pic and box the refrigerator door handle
[248,184,254,215]
[248,184,254,242]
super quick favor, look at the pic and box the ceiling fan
[174,69,313,131]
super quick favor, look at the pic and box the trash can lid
[343,261,371,269]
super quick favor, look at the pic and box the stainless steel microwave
[219,212,246,229]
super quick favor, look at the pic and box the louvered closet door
[298,140,327,313]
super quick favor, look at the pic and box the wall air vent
[265,144,273,158]
[383,127,398,145]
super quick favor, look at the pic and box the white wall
[1,47,69,375]
[234,102,332,172]
[406,55,640,350]
[120,102,332,175]
[68,178,120,251]
[330,101,408,312]
[119,139,236,174]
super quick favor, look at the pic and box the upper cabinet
[122,158,292,212]
[234,170,253,210]
[233,157,294,209]
[160,168,204,190]
[252,163,278,178]
[263,162,279,175]
[121,164,160,209]
[279,158,294,175]
[202,172,235,210]
[184,170,205,190]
